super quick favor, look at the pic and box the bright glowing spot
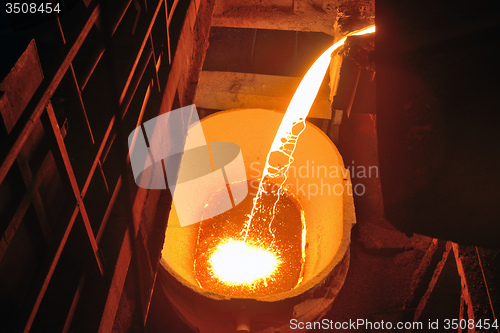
[210,239,279,284]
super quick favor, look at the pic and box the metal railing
[0,0,193,331]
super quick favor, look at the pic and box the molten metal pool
[194,180,305,297]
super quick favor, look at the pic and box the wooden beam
[212,1,337,35]
[194,71,332,119]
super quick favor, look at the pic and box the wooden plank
[212,2,337,35]
[194,71,332,119]
[214,0,293,15]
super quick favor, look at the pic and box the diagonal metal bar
[164,0,171,64]
[62,176,122,333]
[149,34,161,91]
[45,103,104,275]
[0,153,53,263]
[0,1,100,187]
[120,47,154,118]
[81,115,116,198]
[15,155,53,245]
[69,65,96,144]
[22,207,80,333]
[119,0,163,104]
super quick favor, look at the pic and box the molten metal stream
[195,25,375,295]
[243,25,375,242]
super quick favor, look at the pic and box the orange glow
[195,26,375,294]
[194,179,304,297]
[268,25,376,167]
[209,239,280,285]
[243,25,375,240]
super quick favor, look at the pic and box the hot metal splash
[194,180,305,297]
[243,25,375,242]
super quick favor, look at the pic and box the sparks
[243,25,375,241]
[209,239,280,285]
[196,25,375,295]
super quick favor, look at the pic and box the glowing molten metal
[195,180,303,297]
[195,25,375,296]
[209,239,280,285]
[243,25,375,241]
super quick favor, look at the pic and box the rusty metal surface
[0,40,44,133]
[0,2,101,186]
[0,0,209,331]
[0,40,53,249]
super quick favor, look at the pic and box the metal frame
[0,0,193,331]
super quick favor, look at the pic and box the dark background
[375,0,500,248]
